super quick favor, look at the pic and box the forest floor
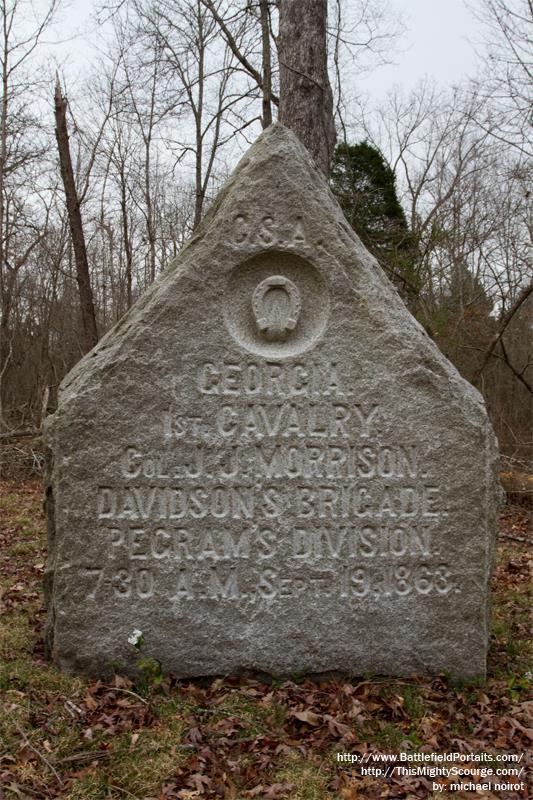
[0,480,531,800]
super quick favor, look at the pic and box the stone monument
[44,124,500,680]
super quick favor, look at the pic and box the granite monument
[44,124,501,680]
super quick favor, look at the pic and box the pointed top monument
[44,124,501,680]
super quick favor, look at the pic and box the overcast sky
[370,0,480,96]
[52,0,482,99]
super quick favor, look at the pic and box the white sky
[370,0,480,96]
[50,0,482,99]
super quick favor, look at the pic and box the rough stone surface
[44,124,501,681]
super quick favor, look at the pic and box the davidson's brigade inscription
[44,125,501,680]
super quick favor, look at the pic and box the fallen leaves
[291,709,321,726]
[1,483,532,799]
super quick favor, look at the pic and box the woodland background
[0,0,531,463]
[0,5,531,797]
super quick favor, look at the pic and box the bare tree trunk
[144,139,157,282]
[0,7,11,426]
[192,0,205,230]
[278,0,336,174]
[259,0,272,127]
[119,166,133,310]
[54,78,98,354]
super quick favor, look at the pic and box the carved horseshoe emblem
[252,275,302,341]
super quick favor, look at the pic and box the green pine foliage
[330,142,421,302]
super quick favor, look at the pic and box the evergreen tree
[331,141,420,304]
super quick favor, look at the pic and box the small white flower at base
[128,629,143,646]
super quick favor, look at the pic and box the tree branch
[472,279,533,385]
[500,337,533,394]
[199,0,279,106]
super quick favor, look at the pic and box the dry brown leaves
[0,485,531,800]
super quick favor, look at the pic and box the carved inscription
[97,485,442,520]
[230,213,307,248]
[252,275,302,341]
[87,359,459,603]
[223,252,329,359]
[196,361,343,397]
